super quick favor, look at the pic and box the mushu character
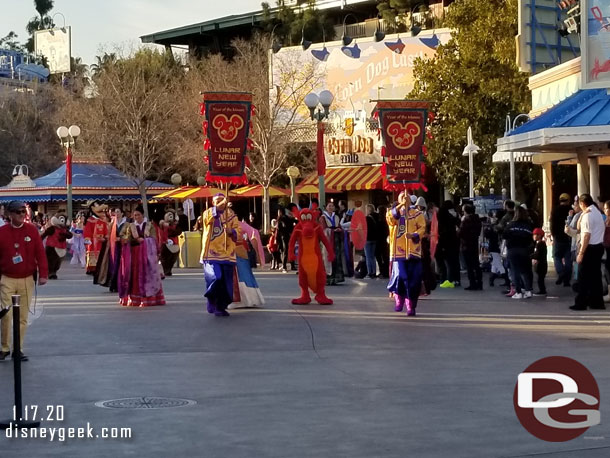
[288,208,335,305]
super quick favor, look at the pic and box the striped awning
[153,186,191,198]
[230,184,289,198]
[152,186,223,200]
[296,165,383,192]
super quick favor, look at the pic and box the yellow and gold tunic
[387,205,426,261]
[200,207,241,264]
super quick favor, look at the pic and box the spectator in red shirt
[0,201,48,362]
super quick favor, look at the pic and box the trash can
[179,231,202,268]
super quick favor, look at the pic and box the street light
[300,24,312,51]
[286,166,300,205]
[505,113,530,201]
[373,17,385,42]
[171,173,182,212]
[304,90,334,207]
[409,3,427,37]
[57,124,80,223]
[341,14,359,46]
[462,126,480,199]
[270,23,282,54]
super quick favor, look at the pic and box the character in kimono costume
[83,201,109,274]
[320,201,345,286]
[199,194,241,317]
[387,193,426,316]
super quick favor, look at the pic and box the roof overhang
[491,151,534,163]
[141,11,265,45]
[495,126,610,163]
[140,0,377,45]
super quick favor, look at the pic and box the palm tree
[34,0,54,25]
[90,53,118,78]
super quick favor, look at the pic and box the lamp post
[56,125,80,223]
[304,90,334,208]
[505,113,530,201]
[171,173,182,213]
[286,166,300,204]
[462,126,480,199]
[341,14,359,46]
[409,3,427,37]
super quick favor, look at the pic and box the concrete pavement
[0,263,609,457]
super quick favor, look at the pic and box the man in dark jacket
[375,206,390,278]
[496,200,516,236]
[277,207,295,272]
[549,193,573,286]
[459,204,482,290]
[364,205,378,278]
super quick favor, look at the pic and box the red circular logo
[513,356,600,442]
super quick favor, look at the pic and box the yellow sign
[344,118,354,137]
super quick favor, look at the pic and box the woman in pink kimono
[118,206,165,307]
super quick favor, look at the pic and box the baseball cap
[559,193,570,202]
[533,228,545,236]
[7,200,26,213]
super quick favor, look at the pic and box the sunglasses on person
[10,209,27,214]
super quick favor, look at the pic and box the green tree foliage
[409,0,534,198]
[34,0,54,21]
[0,32,25,51]
[90,52,118,79]
[377,0,429,33]
[261,0,335,47]
[25,0,55,52]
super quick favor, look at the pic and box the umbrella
[230,184,289,198]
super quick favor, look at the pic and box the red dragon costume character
[288,208,335,305]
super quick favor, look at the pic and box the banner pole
[224,182,229,250]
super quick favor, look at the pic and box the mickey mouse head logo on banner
[212,114,245,142]
[387,121,421,150]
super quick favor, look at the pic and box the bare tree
[188,35,324,231]
[61,48,187,217]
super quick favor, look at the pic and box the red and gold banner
[201,92,253,185]
[374,100,429,190]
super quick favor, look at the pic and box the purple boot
[394,294,405,312]
[406,299,416,316]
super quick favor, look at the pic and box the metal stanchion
[0,295,40,430]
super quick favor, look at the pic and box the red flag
[66,148,73,186]
[317,121,326,176]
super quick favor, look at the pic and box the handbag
[500,240,507,258]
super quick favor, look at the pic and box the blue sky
[1,0,263,65]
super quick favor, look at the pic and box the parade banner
[375,100,429,189]
[201,92,253,184]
